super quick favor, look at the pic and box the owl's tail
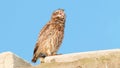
[32,55,37,63]
[32,53,46,63]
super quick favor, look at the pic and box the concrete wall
[39,49,120,68]
[0,49,120,68]
[0,52,31,68]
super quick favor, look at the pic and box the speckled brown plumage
[32,9,66,63]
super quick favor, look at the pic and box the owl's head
[51,9,66,23]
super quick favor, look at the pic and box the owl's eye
[56,12,59,14]
[53,13,57,16]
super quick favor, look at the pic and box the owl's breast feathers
[33,21,64,56]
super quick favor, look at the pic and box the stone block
[36,49,120,68]
[0,52,31,68]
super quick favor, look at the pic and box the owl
[32,9,66,63]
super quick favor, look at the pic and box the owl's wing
[33,23,51,54]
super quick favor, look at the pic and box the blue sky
[0,0,120,65]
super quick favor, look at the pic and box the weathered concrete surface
[0,52,31,68]
[1,49,120,68]
[45,49,120,63]
[35,49,120,68]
